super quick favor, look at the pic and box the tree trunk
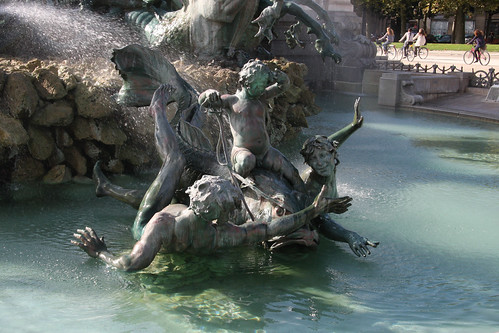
[485,11,492,37]
[427,0,433,34]
[399,7,407,36]
[453,5,465,44]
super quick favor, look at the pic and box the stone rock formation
[0,55,319,186]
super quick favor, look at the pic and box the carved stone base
[486,84,499,102]
[333,66,364,93]
[378,72,471,107]
[400,80,423,105]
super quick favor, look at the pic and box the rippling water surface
[1,93,499,332]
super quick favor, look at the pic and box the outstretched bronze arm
[198,89,228,110]
[72,212,171,272]
[239,186,352,245]
[328,97,363,148]
[312,214,379,257]
[263,69,290,99]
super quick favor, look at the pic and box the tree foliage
[353,0,499,41]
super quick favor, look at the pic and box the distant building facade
[426,12,499,43]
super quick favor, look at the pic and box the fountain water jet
[0,2,142,62]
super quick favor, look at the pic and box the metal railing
[375,61,499,88]
[469,68,499,88]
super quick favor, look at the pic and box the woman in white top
[414,28,427,53]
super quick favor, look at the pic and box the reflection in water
[413,136,499,168]
[1,94,499,332]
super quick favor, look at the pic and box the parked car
[426,34,437,43]
[465,34,473,44]
[435,34,451,43]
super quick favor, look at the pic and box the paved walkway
[399,50,499,73]
[388,50,499,123]
[407,89,499,123]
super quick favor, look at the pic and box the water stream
[0,2,142,61]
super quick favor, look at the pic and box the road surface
[398,50,498,73]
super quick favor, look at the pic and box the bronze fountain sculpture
[73,58,377,271]
[72,1,378,271]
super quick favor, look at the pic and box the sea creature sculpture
[118,0,341,62]
[73,84,354,271]
[251,0,283,42]
[284,21,306,49]
[76,46,378,270]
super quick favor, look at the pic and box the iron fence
[375,61,499,88]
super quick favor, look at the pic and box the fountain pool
[1,93,498,332]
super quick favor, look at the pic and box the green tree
[431,0,499,42]
[477,0,499,37]
[353,0,420,37]
[354,0,499,42]
[432,0,470,43]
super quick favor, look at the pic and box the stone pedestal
[378,72,472,107]
[333,66,364,92]
[328,0,374,93]
[486,85,499,102]
[362,69,386,95]
[378,72,405,106]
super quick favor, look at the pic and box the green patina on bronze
[74,57,377,271]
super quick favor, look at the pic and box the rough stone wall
[0,56,319,186]
[0,57,157,185]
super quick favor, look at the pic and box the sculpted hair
[239,59,271,86]
[186,175,241,216]
[300,135,338,163]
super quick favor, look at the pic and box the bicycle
[406,44,429,62]
[375,40,400,60]
[463,46,490,65]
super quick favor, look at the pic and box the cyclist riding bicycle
[414,28,426,54]
[467,29,486,63]
[399,27,415,58]
[378,27,394,54]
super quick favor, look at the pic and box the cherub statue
[198,59,305,193]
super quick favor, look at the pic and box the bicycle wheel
[406,48,415,62]
[479,50,490,66]
[396,47,404,60]
[418,47,429,59]
[463,50,474,65]
[376,44,383,56]
[387,46,397,60]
